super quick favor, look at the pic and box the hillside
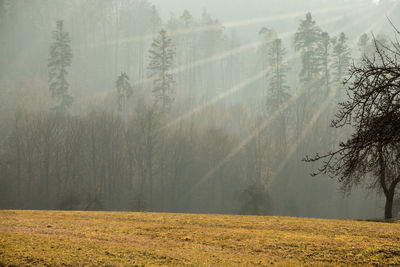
[1,210,400,266]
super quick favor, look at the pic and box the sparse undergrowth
[0,210,399,266]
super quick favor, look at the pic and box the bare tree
[305,31,400,219]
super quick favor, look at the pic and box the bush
[239,184,273,215]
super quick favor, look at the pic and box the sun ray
[180,79,315,199]
[265,9,391,187]
[266,81,337,187]
[178,7,379,201]
[137,6,371,87]
[167,9,361,75]
[93,3,372,108]
[87,2,368,49]
[162,6,374,131]
[161,69,267,130]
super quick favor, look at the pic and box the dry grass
[0,210,400,266]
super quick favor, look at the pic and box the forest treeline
[0,0,399,217]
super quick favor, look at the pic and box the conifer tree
[116,72,132,125]
[258,28,277,72]
[148,29,175,111]
[318,32,333,94]
[267,38,290,110]
[357,33,370,57]
[267,38,290,149]
[259,27,277,61]
[181,9,194,28]
[332,32,351,98]
[293,13,323,135]
[294,12,322,84]
[48,20,73,114]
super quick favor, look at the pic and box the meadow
[1,210,400,266]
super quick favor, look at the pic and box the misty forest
[1,0,400,220]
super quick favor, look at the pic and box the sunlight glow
[87,2,368,49]
[266,10,391,186]
[180,6,379,199]
[162,6,373,131]
[181,84,309,198]
[162,70,267,130]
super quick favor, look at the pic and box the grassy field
[0,210,400,266]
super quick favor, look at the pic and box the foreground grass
[0,210,400,266]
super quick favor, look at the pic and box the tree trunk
[385,180,400,219]
[377,142,392,219]
[384,189,394,219]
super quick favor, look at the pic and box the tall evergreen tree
[116,72,132,125]
[267,38,290,149]
[318,32,333,94]
[267,38,290,110]
[181,9,194,28]
[259,27,277,63]
[294,12,322,84]
[148,29,175,111]
[293,13,323,137]
[258,28,277,91]
[48,20,73,114]
[357,33,370,57]
[332,32,351,98]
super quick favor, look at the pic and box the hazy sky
[149,0,377,21]
[148,0,378,42]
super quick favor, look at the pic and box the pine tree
[116,72,132,125]
[181,9,194,28]
[332,32,351,98]
[258,28,277,72]
[48,20,73,114]
[293,13,323,136]
[267,38,290,110]
[318,32,333,94]
[357,33,370,57]
[267,38,290,149]
[259,27,277,61]
[294,12,322,84]
[148,29,175,111]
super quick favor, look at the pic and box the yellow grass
[0,210,399,266]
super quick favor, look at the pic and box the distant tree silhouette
[48,20,73,114]
[267,37,290,149]
[116,72,132,125]
[148,29,175,112]
[332,32,351,98]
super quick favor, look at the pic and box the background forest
[1,0,400,218]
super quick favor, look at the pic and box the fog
[0,0,399,218]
